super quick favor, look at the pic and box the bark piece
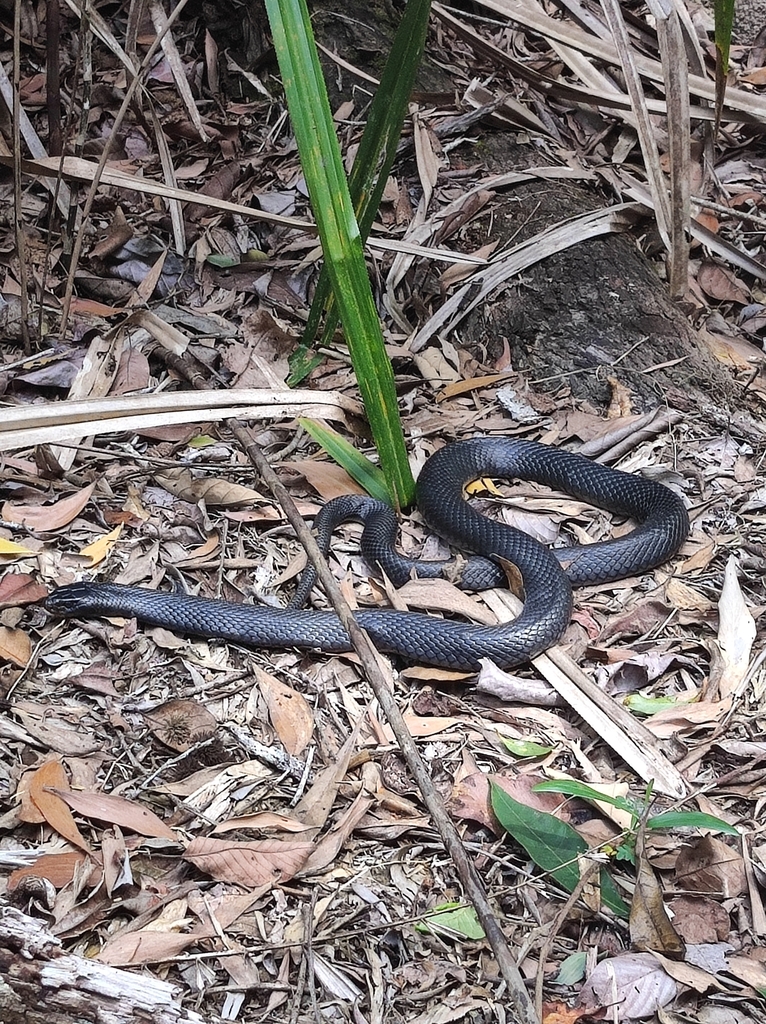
[0,905,210,1024]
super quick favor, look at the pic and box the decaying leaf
[0,626,32,667]
[675,836,747,898]
[184,836,313,887]
[0,572,48,607]
[630,824,685,958]
[154,468,266,508]
[2,482,96,529]
[50,787,178,841]
[144,699,218,752]
[256,667,314,755]
[579,952,677,1017]
[28,760,91,853]
[711,555,756,699]
[8,851,93,891]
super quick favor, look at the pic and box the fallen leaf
[396,578,497,624]
[725,954,766,990]
[30,761,91,852]
[80,524,123,566]
[144,699,218,752]
[50,788,178,840]
[290,460,365,500]
[630,825,685,957]
[184,836,313,887]
[675,836,746,897]
[154,468,266,508]
[0,538,36,556]
[697,261,750,304]
[665,578,714,612]
[740,66,766,84]
[667,896,730,943]
[579,952,677,1017]
[8,851,93,890]
[213,811,313,835]
[0,626,32,667]
[97,930,201,966]
[712,555,756,698]
[256,668,314,755]
[0,573,48,607]
[102,830,131,896]
[2,483,96,530]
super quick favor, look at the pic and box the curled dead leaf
[144,699,218,752]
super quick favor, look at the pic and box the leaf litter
[1,2,766,1023]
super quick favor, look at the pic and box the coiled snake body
[45,438,689,671]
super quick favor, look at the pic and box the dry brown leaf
[144,699,218,752]
[439,241,498,290]
[725,954,766,991]
[2,482,96,529]
[0,626,32,667]
[675,836,747,898]
[630,827,685,957]
[301,791,375,876]
[381,713,463,743]
[102,830,129,897]
[80,524,123,566]
[8,851,93,890]
[0,572,48,608]
[256,668,314,756]
[396,579,497,625]
[649,951,725,995]
[14,706,108,756]
[679,535,716,573]
[290,459,365,500]
[664,578,714,612]
[667,895,730,944]
[291,727,360,829]
[696,261,751,304]
[642,699,730,738]
[70,666,121,697]
[174,532,221,567]
[50,788,178,841]
[213,811,313,835]
[97,929,201,967]
[30,761,92,853]
[184,836,313,887]
[154,468,265,508]
[740,67,766,85]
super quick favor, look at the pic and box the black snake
[45,438,689,671]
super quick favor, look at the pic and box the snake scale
[45,438,689,671]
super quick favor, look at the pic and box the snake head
[44,582,94,616]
